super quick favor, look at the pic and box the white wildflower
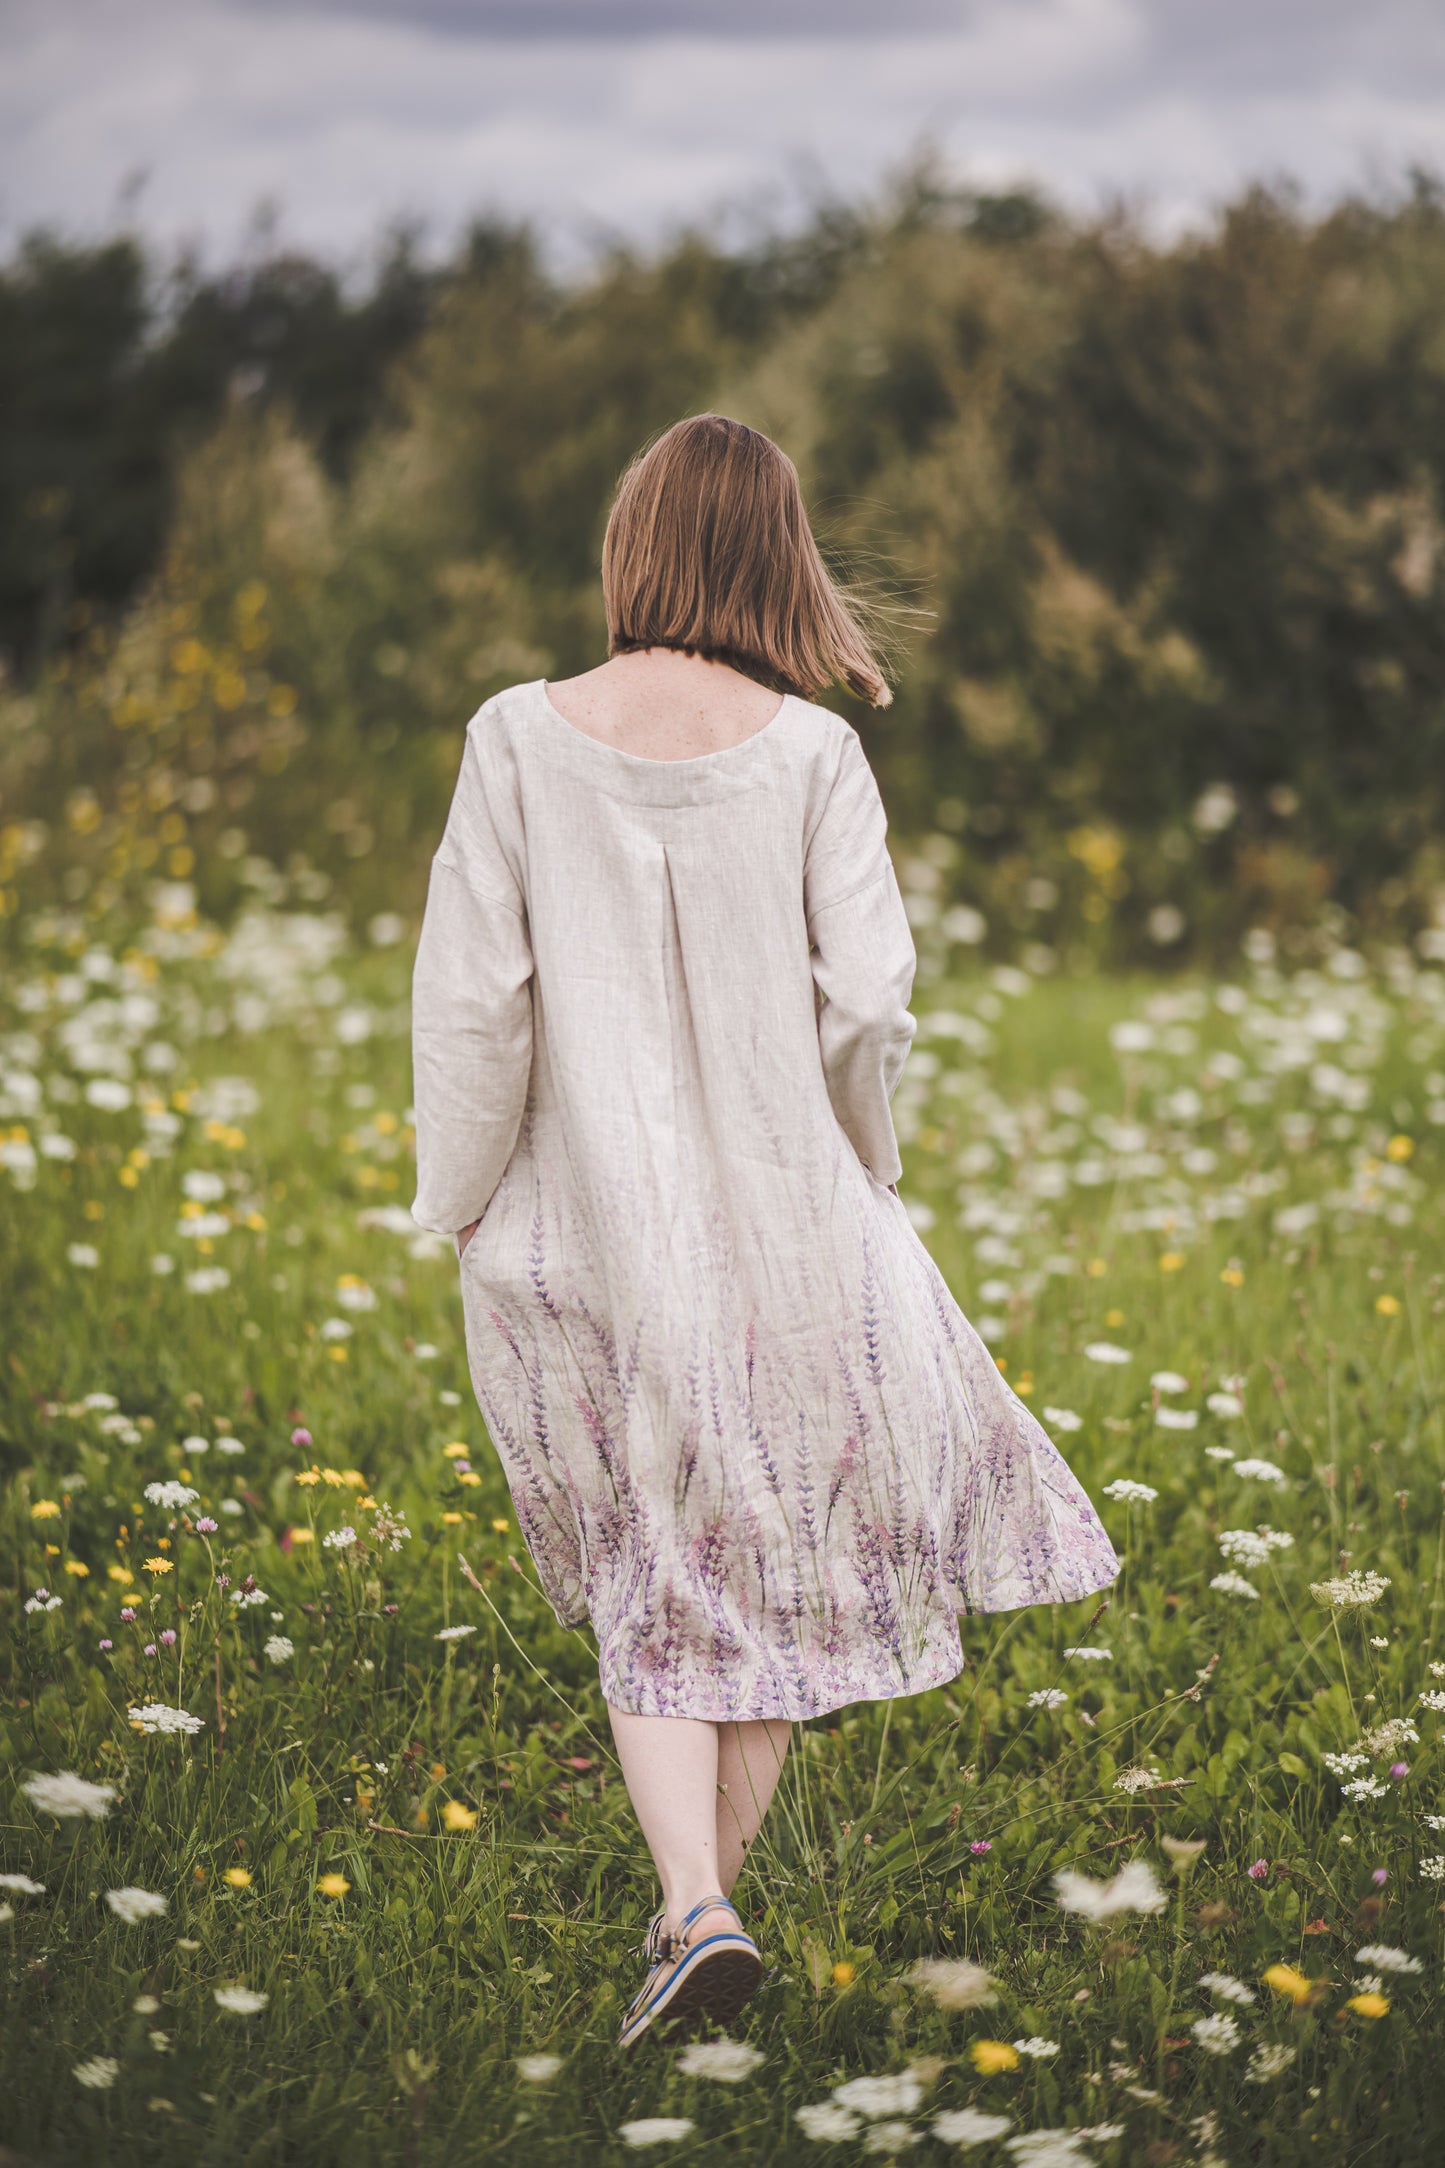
[1150,1370,1189,1393]
[1206,1391,1244,1417]
[1006,2134,1095,2168]
[1323,1751,1370,1777]
[73,2056,120,2089]
[1155,1408,1198,1430]
[264,1636,294,1664]
[1191,2012,1242,2055]
[181,1435,210,1454]
[1418,1856,1445,1881]
[1113,1766,1160,1794]
[127,1703,204,1736]
[1361,1718,1417,1756]
[1310,1570,1389,1608]
[185,1267,230,1293]
[618,2120,697,2148]
[1204,1446,1237,1462]
[1084,1342,1132,1364]
[319,1318,353,1341]
[322,1526,357,1551]
[1354,1946,1422,1974]
[1012,2036,1059,2058]
[863,2123,922,2154]
[1063,1646,1111,1660]
[181,1171,227,1202]
[1027,1689,1069,1710]
[516,2053,563,2082]
[1244,2043,1297,2082]
[1341,1776,1390,1802]
[230,1586,271,1607]
[1053,1858,1167,1918]
[105,1887,167,1924]
[674,2040,764,2081]
[933,2108,1013,2143]
[143,1480,199,1511]
[0,1874,44,1894]
[22,1770,116,1819]
[905,1957,997,2008]
[1232,1459,1286,1484]
[1103,1479,1158,1503]
[1419,1691,1445,1712]
[833,2072,926,2117]
[213,1986,268,2013]
[369,1504,411,1551]
[1043,1406,1083,1431]
[1199,1971,1255,2003]
[66,1244,99,1268]
[435,1624,476,1642]
[796,2103,861,2141]
[1209,1571,1259,1598]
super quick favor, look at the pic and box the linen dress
[410,677,1120,1721]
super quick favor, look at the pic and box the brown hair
[601,413,893,708]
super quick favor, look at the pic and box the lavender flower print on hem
[412,682,1120,1722]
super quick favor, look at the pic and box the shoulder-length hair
[601,413,893,708]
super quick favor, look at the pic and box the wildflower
[1102,1479,1158,1503]
[213,1986,268,2014]
[1220,1266,1245,1287]
[322,1526,357,1551]
[22,1771,116,1819]
[143,1557,173,1576]
[1043,1406,1082,1431]
[1207,1391,1244,1417]
[106,1887,167,1923]
[64,1559,90,1577]
[831,1961,856,1985]
[674,2040,764,2081]
[1155,1408,1198,1430]
[1418,1690,1445,1712]
[797,2102,860,2140]
[317,1873,350,1897]
[1053,1859,1167,1918]
[1150,1370,1189,1393]
[862,2123,921,2154]
[194,1516,218,1534]
[1084,1342,1131,1364]
[127,1703,204,1736]
[969,2040,1020,2074]
[133,1995,160,2014]
[74,2056,120,2089]
[1209,1571,1260,1598]
[369,1504,411,1551]
[68,1243,100,1268]
[1190,2012,1241,2054]
[905,1958,998,2009]
[1342,1776,1390,1801]
[1244,2043,1297,2082]
[1012,2037,1059,2059]
[516,2054,563,2082]
[1005,2136,1094,2168]
[1374,1294,1401,1317]
[1232,1459,1286,1484]
[1345,1992,1390,2018]
[1218,1527,1293,1566]
[1309,1570,1390,1608]
[1248,1859,1270,1880]
[30,1500,61,1520]
[24,1590,62,1613]
[264,1636,294,1664]
[144,1481,198,1510]
[618,2120,697,2148]
[435,1624,475,1642]
[230,1586,271,1608]
[441,1802,478,1832]
[442,1441,471,1459]
[933,2109,1013,2143]
[1355,1945,1422,1973]
[1199,1972,1255,2003]
[834,2073,926,2115]
[1113,1767,1160,1794]
[0,1875,45,1894]
[159,1629,177,1648]
[970,1839,993,1854]
[1417,1857,1445,1881]
[1262,1963,1315,2003]
[1027,1689,1069,1710]
[1063,1646,1111,1661]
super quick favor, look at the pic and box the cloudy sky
[4,0,1444,273]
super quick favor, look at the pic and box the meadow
[2,850,1443,2168]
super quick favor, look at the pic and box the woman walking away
[409,414,1121,2050]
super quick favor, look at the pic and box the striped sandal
[616,1893,763,2051]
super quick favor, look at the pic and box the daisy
[105,1887,167,1923]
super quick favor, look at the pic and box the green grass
[2,895,1444,2166]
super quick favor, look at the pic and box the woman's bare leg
[606,1703,735,1947]
[714,1719,791,1896]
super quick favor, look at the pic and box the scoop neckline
[535,677,792,768]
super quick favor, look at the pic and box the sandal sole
[620,1944,764,2050]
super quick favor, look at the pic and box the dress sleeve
[804,728,917,1187]
[410,726,534,1237]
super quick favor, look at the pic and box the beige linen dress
[411,678,1119,1720]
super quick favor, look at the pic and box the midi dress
[410,677,1121,1722]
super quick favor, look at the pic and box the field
[2,872,1444,2167]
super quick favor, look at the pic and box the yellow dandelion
[831,1962,856,1987]
[64,1559,90,1577]
[341,1471,366,1488]
[1014,1372,1034,1396]
[245,1212,266,1232]
[1385,1135,1413,1163]
[491,1518,509,1532]
[320,1468,345,1487]
[1220,1265,1245,1288]
[1103,1308,1125,1328]
[288,1527,315,1545]
[31,1500,61,1521]
[223,1868,253,1889]
[1345,1991,1389,2018]
[441,1512,463,1526]
[328,1346,348,1363]
[1086,1258,1108,1278]
[337,1273,364,1290]
[441,1801,478,1832]
[1375,1294,1401,1317]
[1159,1251,1187,1272]
[144,1557,173,1575]
[294,1469,321,1488]
[107,1564,132,1582]
[458,1471,482,1488]
[317,1874,350,1899]
[357,1495,377,1511]
[1262,1963,1316,2004]
[442,1442,471,1460]
[969,2040,1020,2074]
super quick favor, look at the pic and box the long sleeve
[410,726,534,1237]
[804,728,917,1186]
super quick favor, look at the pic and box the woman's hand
[456,1219,481,1259]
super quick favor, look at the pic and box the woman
[410,414,1120,2051]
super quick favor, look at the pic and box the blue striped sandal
[616,1894,763,2051]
